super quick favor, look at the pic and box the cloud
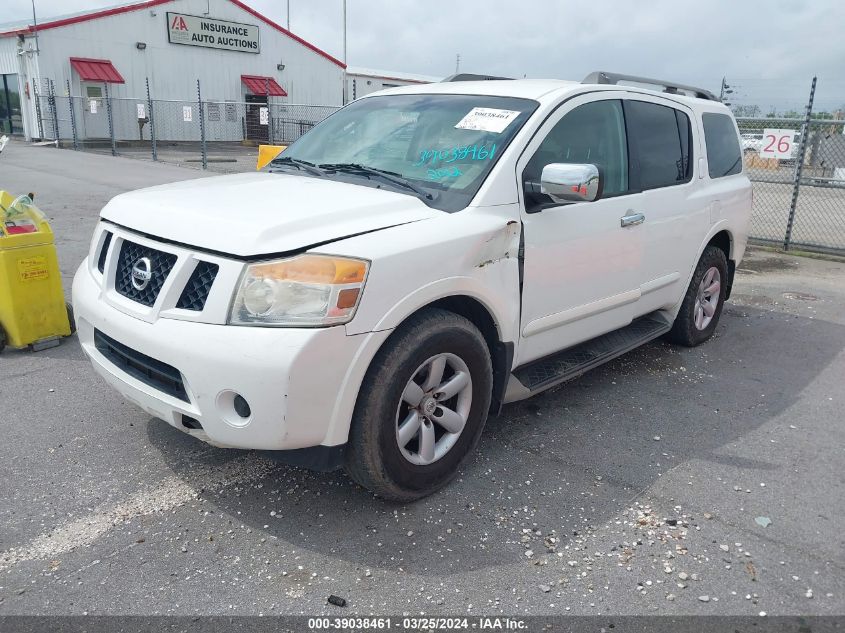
[5,0,844,110]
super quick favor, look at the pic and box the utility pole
[286,0,290,29]
[31,0,40,55]
[455,54,460,74]
[342,0,348,105]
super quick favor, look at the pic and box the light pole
[719,77,733,106]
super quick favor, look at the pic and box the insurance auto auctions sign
[167,12,260,53]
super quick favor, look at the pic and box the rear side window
[703,113,742,178]
[625,100,693,190]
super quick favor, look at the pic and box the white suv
[73,72,751,500]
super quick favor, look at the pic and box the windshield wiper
[319,163,433,200]
[271,156,326,177]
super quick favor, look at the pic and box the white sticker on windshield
[454,107,520,133]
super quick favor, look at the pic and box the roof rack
[582,71,718,101]
[441,73,513,82]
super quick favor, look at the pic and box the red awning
[69,57,125,83]
[241,75,287,97]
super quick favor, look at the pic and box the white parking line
[0,455,278,572]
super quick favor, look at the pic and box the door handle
[620,212,645,227]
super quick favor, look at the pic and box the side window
[702,113,742,178]
[625,100,693,190]
[523,99,628,210]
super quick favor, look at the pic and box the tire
[667,246,728,347]
[345,308,493,501]
[0,323,6,353]
[66,302,77,335]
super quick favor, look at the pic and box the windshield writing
[272,94,538,212]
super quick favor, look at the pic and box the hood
[100,172,442,257]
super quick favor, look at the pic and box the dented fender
[313,205,523,345]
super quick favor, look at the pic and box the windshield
[271,93,538,212]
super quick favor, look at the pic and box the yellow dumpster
[0,191,73,352]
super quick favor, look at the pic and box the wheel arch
[368,293,513,415]
[424,295,514,414]
[706,229,735,299]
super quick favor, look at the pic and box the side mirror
[540,163,602,203]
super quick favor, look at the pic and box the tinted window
[523,99,628,210]
[625,100,692,190]
[703,113,742,178]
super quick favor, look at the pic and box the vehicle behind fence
[31,76,845,256]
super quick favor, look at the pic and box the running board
[509,313,672,397]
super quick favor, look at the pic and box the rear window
[703,113,742,178]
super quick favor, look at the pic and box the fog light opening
[181,415,203,430]
[233,394,251,419]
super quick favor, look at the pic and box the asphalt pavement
[0,142,843,617]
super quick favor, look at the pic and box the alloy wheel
[395,353,473,465]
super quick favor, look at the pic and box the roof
[241,75,287,97]
[70,57,125,83]
[0,0,346,69]
[345,66,441,84]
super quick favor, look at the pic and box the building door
[245,94,269,142]
[80,85,109,139]
[0,74,23,135]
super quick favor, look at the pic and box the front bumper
[73,258,387,452]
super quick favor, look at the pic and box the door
[623,97,708,313]
[516,94,646,366]
[80,84,109,139]
[245,94,269,142]
[1,74,23,135]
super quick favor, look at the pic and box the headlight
[229,254,369,327]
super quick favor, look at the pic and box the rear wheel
[667,246,728,347]
[345,308,492,501]
[0,322,6,353]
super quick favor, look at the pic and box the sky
[5,0,845,112]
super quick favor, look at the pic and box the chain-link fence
[739,115,845,254]
[732,77,845,255]
[33,78,340,174]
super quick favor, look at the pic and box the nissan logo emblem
[131,257,153,290]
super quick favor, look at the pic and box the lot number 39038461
[760,129,796,160]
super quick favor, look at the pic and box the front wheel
[667,246,728,347]
[345,308,492,501]
[66,302,77,335]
